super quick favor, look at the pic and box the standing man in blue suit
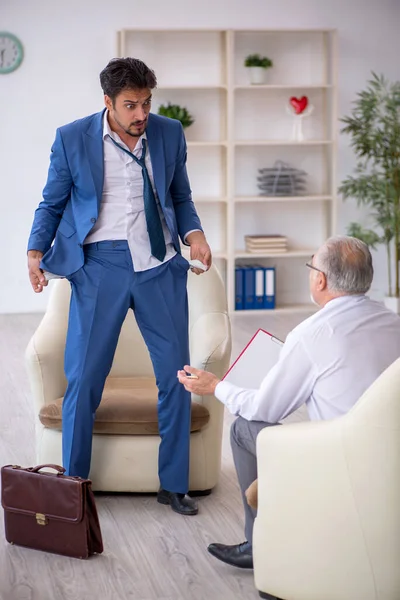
[27,57,212,516]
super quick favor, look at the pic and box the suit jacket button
[91,218,96,223]
[79,243,83,248]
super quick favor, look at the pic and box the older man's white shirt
[216,295,400,423]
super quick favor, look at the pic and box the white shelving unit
[117,29,337,314]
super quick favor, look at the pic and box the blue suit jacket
[28,109,202,276]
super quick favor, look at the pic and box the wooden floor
[0,310,310,600]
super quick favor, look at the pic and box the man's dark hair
[99,58,157,102]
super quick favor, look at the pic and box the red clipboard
[223,328,283,389]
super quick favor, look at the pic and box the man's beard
[115,114,147,137]
[124,123,146,137]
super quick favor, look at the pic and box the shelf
[235,250,315,259]
[118,28,337,315]
[234,195,332,203]
[157,85,227,90]
[234,30,332,88]
[189,141,332,147]
[234,84,332,90]
[232,304,316,315]
[234,140,333,146]
[119,30,225,88]
[181,249,227,260]
[187,141,227,147]
[194,198,227,204]
[235,29,335,33]
[120,28,228,33]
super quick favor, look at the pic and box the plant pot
[383,295,400,313]
[248,67,266,85]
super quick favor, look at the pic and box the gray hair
[315,235,373,294]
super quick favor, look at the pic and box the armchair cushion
[39,377,210,435]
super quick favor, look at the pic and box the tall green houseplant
[339,73,400,297]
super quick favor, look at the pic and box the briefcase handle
[28,464,66,475]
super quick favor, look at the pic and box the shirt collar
[103,111,147,150]
[323,294,367,310]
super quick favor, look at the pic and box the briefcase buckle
[36,513,48,526]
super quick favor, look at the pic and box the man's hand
[185,231,212,275]
[28,250,48,293]
[177,365,220,395]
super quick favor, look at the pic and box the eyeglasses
[305,256,325,274]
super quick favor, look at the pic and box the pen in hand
[177,367,221,395]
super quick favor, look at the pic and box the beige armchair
[25,264,231,492]
[253,357,400,600]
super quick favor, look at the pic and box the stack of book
[245,235,288,254]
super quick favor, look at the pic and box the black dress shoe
[157,489,198,515]
[207,541,253,569]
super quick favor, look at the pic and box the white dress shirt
[85,113,197,271]
[216,295,400,423]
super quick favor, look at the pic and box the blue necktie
[108,136,166,262]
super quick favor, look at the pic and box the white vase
[248,67,266,85]
[383,295,400,314]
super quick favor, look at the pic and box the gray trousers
[230,416,279,545]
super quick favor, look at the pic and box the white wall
[1,0,399,313]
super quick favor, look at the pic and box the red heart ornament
[290,96,308,115]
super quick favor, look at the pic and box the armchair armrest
[25,310,68,415]
[253,418,375,600]
[187,310,231,490]
[189,311,231,410]
[190,311,231,374]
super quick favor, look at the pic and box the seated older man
[178,235,400,572]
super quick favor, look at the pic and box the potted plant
[157,103,194,128]
[339,73,400,312]
[244,54,273,85]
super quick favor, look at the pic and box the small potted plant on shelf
[157,103,194,128]
[339,72,400,312]
[244,54,273,85]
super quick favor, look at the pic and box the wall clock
[0,32,24,74]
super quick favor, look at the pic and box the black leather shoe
[207,541,253,569]
[157,489,198,516]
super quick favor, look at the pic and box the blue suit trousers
[62,241,191,494]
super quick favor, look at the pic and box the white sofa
[253,357,400,600]
[25,264,231,492]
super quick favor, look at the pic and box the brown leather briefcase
[1,463,103,559]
